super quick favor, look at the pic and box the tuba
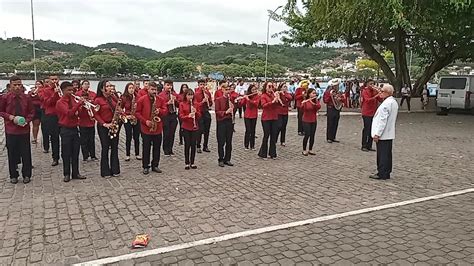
[150,96,161,132]
[330,89,343,111]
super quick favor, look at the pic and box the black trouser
[42,114,60,160]
[124,122,140,156]
[40,109,48,147]
[233,105,244,118]
[400,96,411,111]
[302,122,317,150]
[178,119,184,144]
[79,126,96,160]
[182,129,198,165]
[142,133,162,169]
[6,133,32,179]
[258,120,279,158]
[197,111,211,149]
[297,107,303,133]
[244,118,257,149]
[326,106,340,141]
[97,125,120,177]
[361,116,374,149]
[60,127,80,177]
[162,113,178,155]
[278,114,288,144]
[216,119,233,162]
[376,140,393,179]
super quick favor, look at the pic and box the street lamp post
[30,0,37,81]
[264,5,283,81]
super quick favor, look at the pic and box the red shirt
[41,86,61,115]
[361,88,382,116]
[0,92,34,135]
[137,88,148,99]
[78,105,95,127]
[158,90,179,114]
[179,101,202,131]
[295,87,306,108]
[323,89,333,107]
[278,92,292,115]
[121,94,136,115]
[28,90,42,106]
[302,99,322,123]
[260,92,279,121]
[56,96,81,128]
[135,95,167,135]
[94,96,117,126]
[241,95,260,119]
[214,88,224,99]
[194,88,213,112]
[75,89,97,100]
[214,96,232,122]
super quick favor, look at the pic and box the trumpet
[190,104,198,129]
[73,95,100,120]
[55,84,63,97]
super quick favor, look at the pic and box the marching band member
[0,76,34,184]
[295,80,309,136]
[77,90,97,162]
[179,90,201,169]
[94,80,121,178]
[122,83,141,161]
[159,80,179,156]
[71,79,81,94]
[214,83,235,167]
[56,81,86,182]
[76,80,97,99]
[240,84,260,150]
[177,84,190,146]
[214,80,227,99]
[135,82,167,174]
[361,79,382,151]
[137,79,150,98]
[258,81,280,159]
[29,80,44,144]
[301,88,321,156]
[194,79,212,153]
[276,83,292,147]
[323,78,343,143]
[41,74,62,166]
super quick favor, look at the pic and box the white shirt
[235,84,248,95]
[371,96,399,140]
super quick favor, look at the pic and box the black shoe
[190,164,197,169]
[203,148,210,153]
[185,165,190,170]
[43,150,49,154]
[91,157,98,161]
[197,148,202,153]
[369,174,389,180]
[368,148,376,152]
[23,177,31,184]
[298,132,304,136]
[83,158,88,162]
[332,140,340,143]
[224,161,234,166]
[327,140,333,143]
[63,175,70,182]
[361,147,369,152]
[73,175,86,180]
[51,160,59,166]
[143,168,149,175]
[218,161,225,167]
[112,174,120,177]
[170,152,175,156]
[152,167,162,173]
[10,178,18,184]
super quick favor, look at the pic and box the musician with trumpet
[301,88,322,156]
[194,79,212,153]
[94,80,122,178]
[159,80,179,156]
[55,81,86,182]
[135,82,167,175]
[360,79,383,152]
[41,74,62,166]
[323,78,343,143]
[77,90,98,162]
[178,90,201,170]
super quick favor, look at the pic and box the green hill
[96,42,161,59]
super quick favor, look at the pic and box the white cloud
[0,0,290,52]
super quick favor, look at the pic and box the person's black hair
[198,79,205,84]
[218,80,227,86]
[164,79,173,85]
[123,82,135,99]
[179,84,189,95]
[9,75,21,83]
[246,84,256,95]
[304,88,316,100]
[81,79,90,85]
[96,79,109,97]
[60,81,73,91]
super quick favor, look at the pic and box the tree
[80,62,91,72]
[281,0,474,95]
[49,62,64,73]
[0,62,15,73]
[356,59,379,72]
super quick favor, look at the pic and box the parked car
[436,75,474,115]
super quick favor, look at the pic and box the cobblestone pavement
[0,112,473,265]
[117,194,474,266]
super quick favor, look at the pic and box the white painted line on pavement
[75,187,474,266]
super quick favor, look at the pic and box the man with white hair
[370,84,399,180]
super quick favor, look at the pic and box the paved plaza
[0,112,473,265]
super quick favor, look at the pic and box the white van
[436,75,474,115]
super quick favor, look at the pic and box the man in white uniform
[370,84,399,180]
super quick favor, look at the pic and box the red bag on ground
[132,234,150,248]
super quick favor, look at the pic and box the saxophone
[108,93,123,139]
[130,94,138,125]
[150,96,161,132]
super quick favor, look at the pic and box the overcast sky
[0,0,291,52]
